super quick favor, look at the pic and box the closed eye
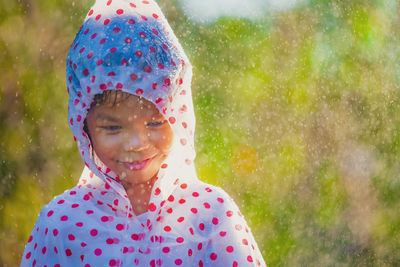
[147,120,166,127]
[100,125,122,131]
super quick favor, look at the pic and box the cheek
[150,128,174,152]
[92,133,122,154]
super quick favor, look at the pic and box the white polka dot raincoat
[20,0,266,266]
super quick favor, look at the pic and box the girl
[21,0,266,266]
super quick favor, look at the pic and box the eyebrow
[96,113,120,122]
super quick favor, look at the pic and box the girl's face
[85,93,174,186]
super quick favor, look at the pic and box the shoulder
[172,180,245,228]
[39,185,90,217]
[180,180,241,213]
[21,186,88,266]
[27,187,86,234]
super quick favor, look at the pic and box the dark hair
[83,90,132,136]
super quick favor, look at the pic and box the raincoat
[21,0,266,266]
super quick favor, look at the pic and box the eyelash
[101,126,121,131]
[147,120,166,127]
[100,120,166,131]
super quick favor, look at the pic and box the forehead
[90,92,161,118]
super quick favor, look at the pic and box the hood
[66,0,196,210]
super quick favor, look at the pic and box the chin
[122,170,158,185]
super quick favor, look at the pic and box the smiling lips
[122,157,154,171]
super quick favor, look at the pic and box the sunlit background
[1,0,400,265]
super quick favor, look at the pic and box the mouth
[120,156,156,171]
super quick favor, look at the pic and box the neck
[121,175,157,216]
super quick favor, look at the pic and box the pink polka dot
[28,235,33,243]
[226,246,234,253]
[242,238,248,245]
[130,73,138,81]
[148,203,156,211]
[177,217,184,223]
[60,215,68,221]
[133,49,143,57]
[106,238,114,244]
[180,183,188,189]
[199,223,205,231]
[192,192,199,197]
[101,216,109,222]
[164,226,171,232]
[53,229,59,236]
[94,248,102,256]
[169,117,176,124]
[162,247,170,253]
[47,210,54,217]
[210,253,217,261]
[247,255,253,262]
[104,19,110,25]
[116,224,124,231]
[116,9,124,15]
[109,259,117,266]
[212,217,219,225]
[25,252,31,259]
[90,229,98,236]
[65,249,72,256]
[203,202,210,209]
[68,234,75,241]
[233,261,238,267]
[175,259,183,265]
[75,222,83,227]
[191,208,197,214]
[154,188,161,195]
[176,237,184,243]
[219,231,226,237]
[226,210,233,217]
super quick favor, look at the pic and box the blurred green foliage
[1,0,400,265]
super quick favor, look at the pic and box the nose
[123,130,150,152]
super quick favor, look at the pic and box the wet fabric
[20,0,266,266]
